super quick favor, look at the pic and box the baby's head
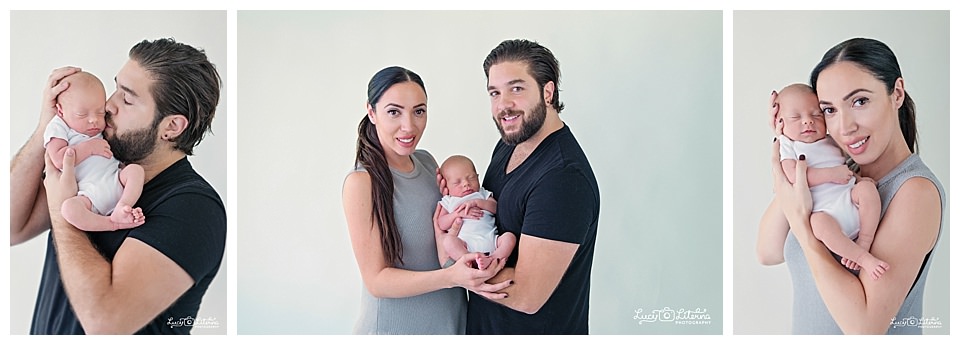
[440,155,481,197]
[777,83,826,143]
[56,71,106,137]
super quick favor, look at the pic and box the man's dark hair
[129,38,221,155]
[483,39,564,113]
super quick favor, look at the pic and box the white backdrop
[7,11,229,335]
[237,11,722,334]
[732,11,950,334]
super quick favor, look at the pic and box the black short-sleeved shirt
[467,124,600,334]
[30,158,226,334]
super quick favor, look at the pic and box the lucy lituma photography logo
[633,307,712,326]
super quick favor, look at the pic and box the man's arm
[44,149,193,334]
[11,66,81,245]
[485,234,578,314]
[53,227,194,334]
[483,168,593,314]
[12,120,54,245]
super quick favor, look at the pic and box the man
[9,38,225,334]
[465,39,600,334]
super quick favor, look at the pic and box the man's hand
[40,67,81,130]
[452,252,509,300]
[43,148,79,214]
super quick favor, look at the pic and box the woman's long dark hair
[810,37,918,154]
[355,66,426,265]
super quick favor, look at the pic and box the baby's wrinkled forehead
[441,156,477,175]
[59,71,106,103]
[778,84,819,108]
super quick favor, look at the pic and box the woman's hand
[438,214,510,299]
[435,168,449,196]
[448,251,510,300]
[769,90,781,134]
[39,66,81,130]
[771,137,814,243]
[43,148,79,216]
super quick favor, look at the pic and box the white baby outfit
[439,188,498,253]
[779,135,860,238]
[44,116,123,215]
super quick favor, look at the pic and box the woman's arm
[756,198,788,265]
[774,150,941,334]
[782,159,854,187]
[343,171,509,299]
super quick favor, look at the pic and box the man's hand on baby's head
[41,67,82,128]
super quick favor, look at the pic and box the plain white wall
[732,11,950,334]
[238,11,722,334]
[8,11,229,335]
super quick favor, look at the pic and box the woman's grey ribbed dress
[352,150,467,334]
[784,154,945,334]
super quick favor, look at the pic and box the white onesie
[779,135,860,238]
[439,188,498,253]
[44,116,124,215]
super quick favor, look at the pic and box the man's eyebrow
[115,77,139,98]
[487,79,527,91]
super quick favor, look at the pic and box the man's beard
[495,98,547,146]
[106,124,158,164]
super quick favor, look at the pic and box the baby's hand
[828,165,854,184]
[462,200,481,210]
[454,203,482,220]
[76,138,113,160]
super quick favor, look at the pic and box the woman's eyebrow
[842,88,872,101]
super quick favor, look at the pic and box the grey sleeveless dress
[352,150,467,334]
[784,154,945,334]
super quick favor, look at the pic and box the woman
[342,66,509,334]
[758,38,945,334]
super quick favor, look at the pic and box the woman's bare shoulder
[343,170,372,195]
[890,176,941,212]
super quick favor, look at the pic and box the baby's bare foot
[841,257,861,271]
[857,254,890,280]
[111,204,146,230]
[476,254,495,271]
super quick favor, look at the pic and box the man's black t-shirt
[30,157,226,334]
[467,124,600,334]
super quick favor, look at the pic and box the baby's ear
[55,103,64,117]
